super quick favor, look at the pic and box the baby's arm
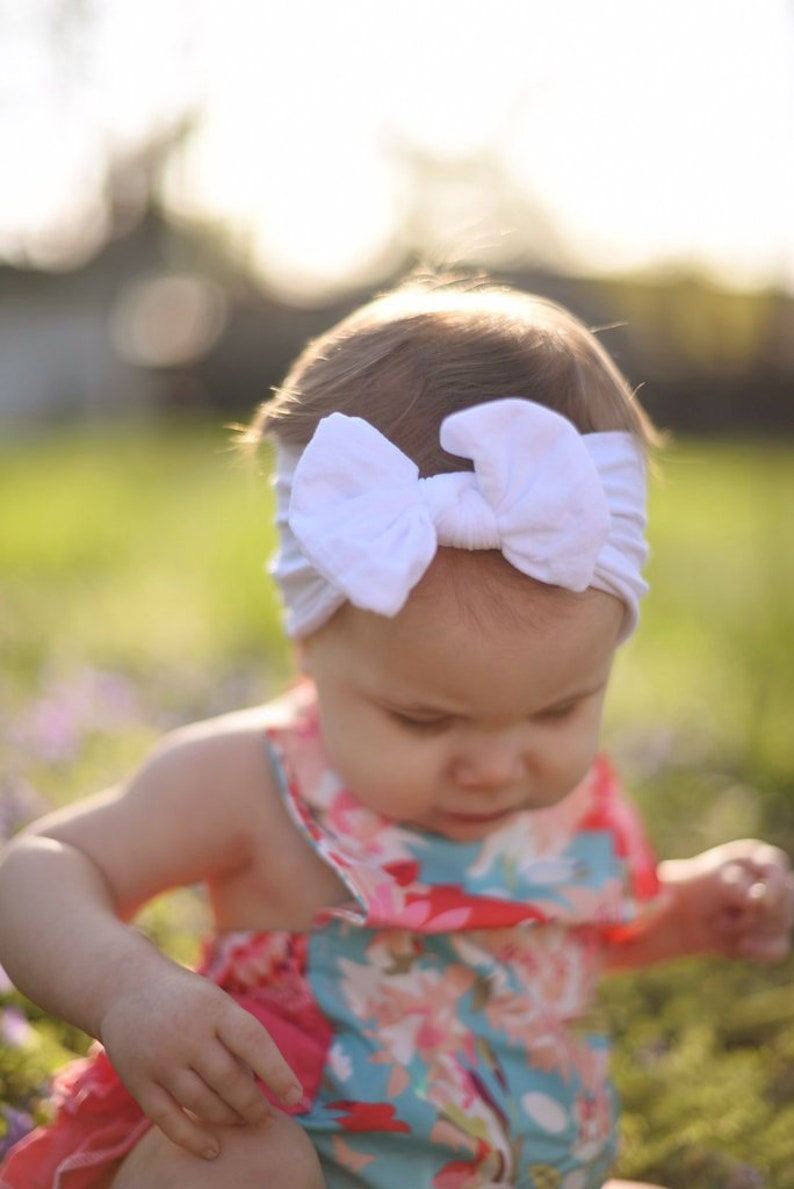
[0,720,304,1161]
[606,839,794,970]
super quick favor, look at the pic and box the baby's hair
[246,272,657,475]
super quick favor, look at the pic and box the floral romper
[1,687,659,1189]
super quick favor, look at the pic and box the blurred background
[1,3,794,1186]
[1,0,794,433]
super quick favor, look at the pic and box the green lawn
[1,424,793,1185]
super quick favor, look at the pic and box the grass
[1,423,793,1185]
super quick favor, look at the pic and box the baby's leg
[111,1112,325,1189]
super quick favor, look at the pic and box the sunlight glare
[1,0,793,294]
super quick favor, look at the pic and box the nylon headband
[270,399,648,640]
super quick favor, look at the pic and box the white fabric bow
[273,399,648,638]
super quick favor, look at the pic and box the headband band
[271,398,648,640]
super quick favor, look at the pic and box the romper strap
[262,727,369,925]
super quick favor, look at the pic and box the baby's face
[301,558,624,841]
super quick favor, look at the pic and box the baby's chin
[412,806,524,843]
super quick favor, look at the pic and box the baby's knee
[253,1112,326,1188]
[605,1181,668,1188]
[112,1112,325,1189]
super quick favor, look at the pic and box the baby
[0,277,791,1189]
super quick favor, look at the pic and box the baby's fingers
[745,860,794,924]
[167,1067,249,1128]
[217,1009,303,1110]
[196,1044,273,1124]
[141,1084,222,1161]
[737,928,792,963]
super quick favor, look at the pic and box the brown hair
[247,273,656,476]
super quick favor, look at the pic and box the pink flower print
[339,947,478,1080]
[431,1133,513,1188]
[331,1135,376,1175]
[490,999,572,1077]
[456,925,598,1025]
[434,1156,483,1188]
[381,876,544,933]
[469,773,595,882]
[365,879,411,924]
[551,879,623,927]
[323,792,418,867]
[451,930,600,1079]
[204,932,310,999]
[430,1118,480,1157]
[509,922,599,1010]
[270,707,344,811]
[426,1047,521,1182]
[432,1138,497,1188]
[572,1099,603,1164]
[570,1080,613,1166]
[385,894,474,932]
[326,790,377,838]
[432,1105,513,1181]
[384,1059,413,1100]
[372,990,480,1110]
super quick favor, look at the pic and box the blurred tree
[384,130,572,275]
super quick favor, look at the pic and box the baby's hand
[663,839,794,963]
[98,964,303,1160]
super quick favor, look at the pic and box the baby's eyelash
[536,701,579,722]
[391,711,452,732]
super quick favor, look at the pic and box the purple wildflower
[9,667,144,764]
[1,1006,32,1049]
[0,777,47,842]
[0,1106,34,1159]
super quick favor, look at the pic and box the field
[1,424,793,1186]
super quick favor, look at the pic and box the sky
[1,0,793,300]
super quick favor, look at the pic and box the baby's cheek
[344,748,419,816]
[553,738,598,797]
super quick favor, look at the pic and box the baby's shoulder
[140,700,286,801]
[137,698,340,926]
[149,682,316,794]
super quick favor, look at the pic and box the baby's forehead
[320,557,622,717]
[412,548,585,631]
[392,553,624,676]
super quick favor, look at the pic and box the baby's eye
[536,700,579,723]
[391,711,452,732]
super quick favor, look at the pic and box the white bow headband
[271,398,648,640]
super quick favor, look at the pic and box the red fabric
[234,990,332,1111]
[326,1101,412,1134]
[0,1051,148,1189]
[581,755,663,946]
[0,947,332,1189]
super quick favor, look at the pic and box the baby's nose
[451,734,525,790]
